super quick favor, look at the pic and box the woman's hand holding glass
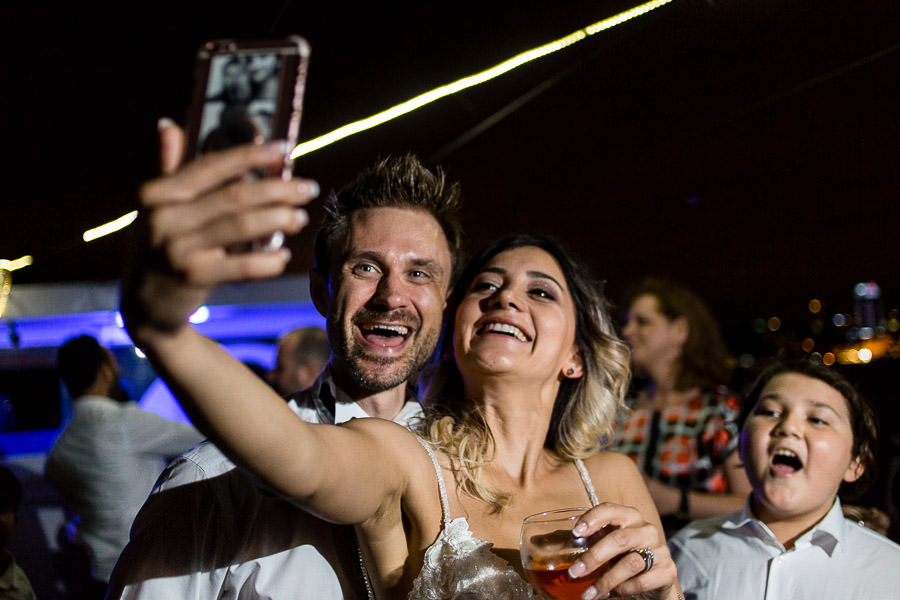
[561,503,678,600]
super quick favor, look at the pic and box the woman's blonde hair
[415,235,631,512]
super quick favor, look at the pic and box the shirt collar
[290,364,419,425]
[722,496,844,556]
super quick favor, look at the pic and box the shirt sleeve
[120,405,205,459]
[668,533,708,600]
[107,448,233,600]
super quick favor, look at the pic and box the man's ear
[309,269,330,318]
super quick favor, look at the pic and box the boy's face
[740,372,863,527]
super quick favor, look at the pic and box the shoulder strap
[574,458,600,506]
[414,435,452,527]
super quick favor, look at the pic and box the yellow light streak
[83,211,138,242]
[0,256,33,271]
[291,0,672,158]
[82,0,673,243]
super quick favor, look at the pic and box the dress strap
[574,458,599,506]
[414,435,452,527]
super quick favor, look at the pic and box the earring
[566,367,575,376]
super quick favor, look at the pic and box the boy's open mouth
[771,448,803,476]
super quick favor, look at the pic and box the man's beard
[331,308,439,392]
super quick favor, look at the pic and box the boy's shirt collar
[721,497,845,557]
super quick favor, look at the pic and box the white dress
[408,438,600,599]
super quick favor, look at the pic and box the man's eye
[409,270,429,280]
[352,263,379,276]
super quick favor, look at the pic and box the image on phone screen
[196,51,283,154]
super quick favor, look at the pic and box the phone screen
[185,37,310,174]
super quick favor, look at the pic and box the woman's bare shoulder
[583,450,644,487]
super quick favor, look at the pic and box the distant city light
[808,299,822,313]
[858,348,873,363]
[767,316,781,332]
[854,281,880,300]
[801,338,815,353]
[822,352,836,366]
[753,318,767,334]
[738,354,755,369]
[832,313,847,327]
[859,326,874,340]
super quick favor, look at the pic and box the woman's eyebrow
[527,270,564,290]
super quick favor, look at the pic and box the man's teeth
[370,324,409,336]
[774,449,798,458]
[485,322,527,341]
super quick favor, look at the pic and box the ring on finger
[631,546,654,573]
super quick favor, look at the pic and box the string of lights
[3,0,674,273]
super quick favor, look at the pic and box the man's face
[324,207,452,393]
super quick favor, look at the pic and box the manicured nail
[298,180,320,198]
[581,587,598,600]
[572,522,587,536]
[266,140,291,155]
[568,562,586,578]
[294,209,309,227]
[157,117,176,131]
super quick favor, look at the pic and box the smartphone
[184,36,311,251]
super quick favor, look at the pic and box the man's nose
[371,272,407,308]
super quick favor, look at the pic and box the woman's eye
[808,416,829,426]
[529,288,556,300]
[471,280,498,292]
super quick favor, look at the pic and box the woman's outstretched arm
[120,122,409,524]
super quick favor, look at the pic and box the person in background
[612,278,751,535]
[267,326,330,396]
[669,359,900,599]
[44,335,203,598]
[0,466,36,600]
[106,139,465,599]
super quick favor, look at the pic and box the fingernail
[298,180,320,198]
[294,209,309,227]
[157,117,176,131]
[568,562,586,578]
[581,587,598,600]
[572,522,587,536]
[266,140,291,155]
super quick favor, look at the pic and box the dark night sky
[3,0,899,348]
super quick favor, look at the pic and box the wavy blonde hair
[414,235,631,512]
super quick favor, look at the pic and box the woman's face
[453,246,581,384]
[621,294,687,372]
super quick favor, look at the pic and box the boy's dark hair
[57,335,111,398]
[312,154,465,286]
[744,359,878,500]
[0,466,22,513]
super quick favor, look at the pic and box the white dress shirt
[106,368,423,600]
[670,498,900,600]
[44,396,204,580]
